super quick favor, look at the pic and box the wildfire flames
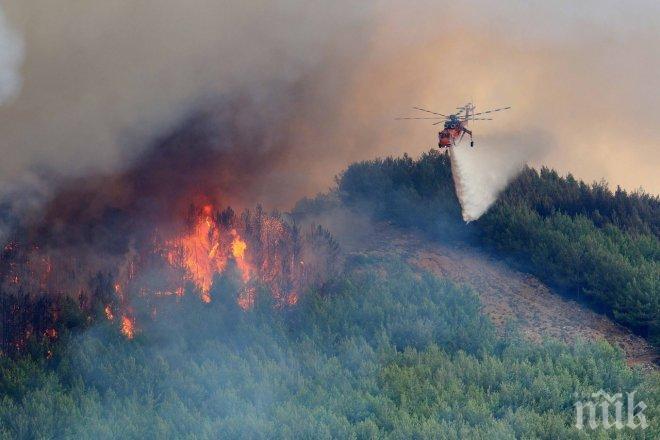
[157,204,307,310]
[121,316,135,340]
[0,202,339,352]
[162,204,254,305]
[0,103,340,355]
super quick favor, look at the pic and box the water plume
[450,129,552,221]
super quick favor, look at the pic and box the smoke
[0,5,23,105]
[0,0,658,219]
[0,3,657,433]
[0,1,374,197]
[4,0,657,254]
[0,98,344,350]
[450,129,553,221]
[0,0,375,244]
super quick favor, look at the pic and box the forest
[322,150,659,346]
[0,257,657,438]
[0,151,658,438]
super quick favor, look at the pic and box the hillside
[0,151,658,438]
[333,220,657,369]
[0,256,658,438]
[299,150,659,347]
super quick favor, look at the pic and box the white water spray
[449,130,551,221]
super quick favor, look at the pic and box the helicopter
[396,103,511,148]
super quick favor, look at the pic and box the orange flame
[104,204,301,323]
[287,292,299,305]
[167,204,226,300]
[121,316,135,339]
[0,200,330,353]
[231,229,251,283]
[162,206,256,306]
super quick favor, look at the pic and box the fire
[1,201,340,349]
[121,316,135,339]
[153,208,338,314]
[287,292,299,305]
[166,204,226,299]
[231,233,246,259]
[163,206,256,302]
[230,229,251,282]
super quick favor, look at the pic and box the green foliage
[0,258,656,438]
[478,203,659,342]
[1,152,658,438]
[327,151,659,344]
[335,151,468,242]
[502,167,659,236]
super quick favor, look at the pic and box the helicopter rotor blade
[471,106,511,116]
[412,106,450,118]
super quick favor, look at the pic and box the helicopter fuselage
[438,118,469,148]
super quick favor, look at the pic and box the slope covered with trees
[306,151,659,345]
[0,257,657,438]
[1,152,658,438]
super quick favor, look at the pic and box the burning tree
[0,101,345,355]
[0,204,339,354]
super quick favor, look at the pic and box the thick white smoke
[450,129,552,221]
[0,6,23,105]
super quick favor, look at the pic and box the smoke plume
[0,99,343,351]
[0,5,22,105]
[1,0,658,207]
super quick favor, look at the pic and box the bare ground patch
[338,221,658,370]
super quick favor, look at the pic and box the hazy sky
[0,0,658,206]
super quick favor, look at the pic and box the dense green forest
[0,152,658,438]
[0,257,657,438]
[305,151,659,345]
